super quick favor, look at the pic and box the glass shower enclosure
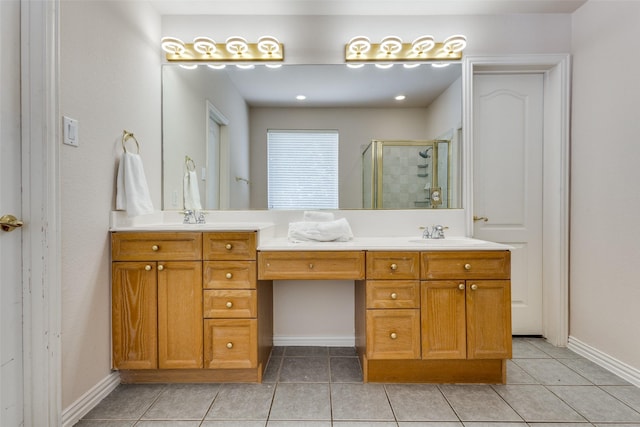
[362,139,452,209]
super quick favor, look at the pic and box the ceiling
[150,0,587,16]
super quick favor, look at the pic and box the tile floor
[75,338,640,426]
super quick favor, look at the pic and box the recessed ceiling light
[296,95,307,101]
[395,95,406,101]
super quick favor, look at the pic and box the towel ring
[122,130,140,154]
[185,156,196,172]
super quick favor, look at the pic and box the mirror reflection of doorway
[205,101,229,210]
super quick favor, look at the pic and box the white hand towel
[288,218,354,242]
[183,169,202,210]
[116,152,154,217]
[303,211,335,222]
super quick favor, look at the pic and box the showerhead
[419,147,433,158]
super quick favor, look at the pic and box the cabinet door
[157,261,203,369]
[466,280,512,359]
[112,262,157,369]
[204,319,258,369]
[366,309,421,360]
[421,281,467,359]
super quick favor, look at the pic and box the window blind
[267,130,339,210]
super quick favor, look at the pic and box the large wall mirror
[162,63,462,210]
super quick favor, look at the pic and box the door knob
[1,214,23,232]
[473,216,488,222]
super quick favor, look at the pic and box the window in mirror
[267,130,339,209]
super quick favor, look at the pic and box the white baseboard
[568,336,640,387]
[61,371,121,427]
[273,335,355,347]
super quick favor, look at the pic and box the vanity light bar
[161,35,284,64]
[345,35,466,64]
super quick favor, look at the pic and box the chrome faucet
[183,210,206,224]
[421,225,447,239]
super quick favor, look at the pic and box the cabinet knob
[464,263,471,270]
[458,283,465,290]
[157,265,164,271]
[390,263,398,271]
[225,243,233,250]
[226,301,233,308]
[390,292,398,300]
[225,272,233,279]
[226,342,233,349]
[144,265,152,271]
[390,332,398,340]
[151,245,159,251]
[309,263,314,269]
[471,284,478,291]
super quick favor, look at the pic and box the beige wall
[60,0,161,408]
[570,1,640,369]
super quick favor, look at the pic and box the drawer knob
[390,292,398,300]
[144,265,152,271]
[226,342,233,349]
[226,301,233,308]
[464,263,472,270]
[157,265,164,271]
[390,332,398,340]
[309,263,314,269]
[390,263,398,271]
[151,245,159,251]
[471,284,478,291]
[225,243,233,250]
[458,283,465,290]
[226,272,233,279]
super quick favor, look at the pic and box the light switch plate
[63,116,79,147]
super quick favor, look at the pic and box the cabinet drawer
[203,261,256,289]
[258,251,365,280]
[366,280,420,309]
[366,309,421,360]
[204,319,257,369]
[112,232,202,261]
[366,252,419,280]
[203,232,256,260]
[421,251,510,280]
[203,289,257,318]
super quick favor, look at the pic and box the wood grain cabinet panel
[421,251,510,280]
[258,251,365,280]
[157,261,203,369]
[366,280,420,309]
[203,261,256,290]
[366,252,420,280]
[366,309,421,360]
[203,289,257,318]
[204,319,258,369]
[421,281,467,359]
[112,262,158,369]
[466,280,512,359]
[203,232,256,260]
[112,232,202,261]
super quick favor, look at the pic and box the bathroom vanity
[110,222,511,384]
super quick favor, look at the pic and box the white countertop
[110,222,275,232]
[257,236,511,251]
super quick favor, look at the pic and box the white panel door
[1,0,24,425]
[473,74,543,335]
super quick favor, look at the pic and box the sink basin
[407,237,486,246]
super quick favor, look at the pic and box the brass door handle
[1,214,23,232]
[473,216,488,222]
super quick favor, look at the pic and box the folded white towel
[183,169,202,210]
[303,211,335,222]
[288,218,354,242]
[116,152,154,217]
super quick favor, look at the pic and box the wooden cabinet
[363,252,421,360]
[421,251,512,360]
[111,231,271,382]
[112,233,203,370]
[203,232,261,370]
[258,251,365,280]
